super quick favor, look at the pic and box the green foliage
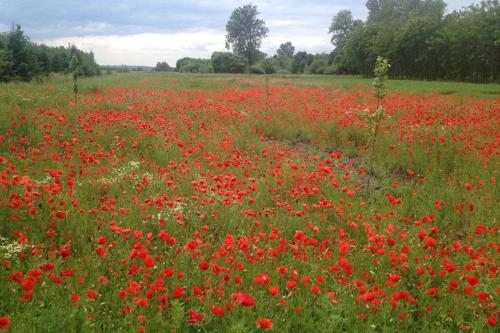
[0,25,99,82]
[372,56,390,104]
[262,58,278,74]
[225,4,269,65]
[155,61,172,72]
[277,41,295,58]
[211,52,248,73]
[248,64,265,74]
[292,51,313,74]
[0,48,14,81]
[69,55,79,107]
[276,41,295,72]
[329,0,500,82]
[175,57,213,73]
[329,9,362,49]
[365,56,390,191]
[307,53,331,74]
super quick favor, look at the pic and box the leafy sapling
[365,56,390,192]
[69,55,79,110]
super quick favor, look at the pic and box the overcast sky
[0,0,478,66]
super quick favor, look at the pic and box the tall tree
[7,25,34,81]
[329,10,361,49]
[155,61,172,71]
[225,4,269,65]
[292,51,313,74]
[0,25,100,81]
[277,41,295,58]
[331,0,499,82]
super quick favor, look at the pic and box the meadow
[0,73,498,332]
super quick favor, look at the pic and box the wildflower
[188,309,204,324]
[256,318,273,329]
[427,288,438,297]
[210,305,225,316]
[268,286,279,297]
[198,262,210,270]
[173,286,185,299]
[232,293,255,307]
[86,289,98,299]
[0,316,11,331]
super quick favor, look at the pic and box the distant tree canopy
[176,57,213,73]
[277,41,295,58]
[155,61,172,72]
[330,0,500,82]
[225,4,269,65]
[0,25,100,82]
[291,51,314,74]
[329,10,362,49]
[211,52,248,73]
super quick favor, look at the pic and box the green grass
[2,72,498,96]
[0,72,498,332]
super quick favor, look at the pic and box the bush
[211,52,247,73]
[324,65,337,75]
[176,57,213,73]
[155,61,172,72]
[262,58,277,74]
[307,54,329,74]
[249,65,265,74]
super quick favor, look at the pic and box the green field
[0,73,498,332]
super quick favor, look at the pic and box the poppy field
[0,74,498,332]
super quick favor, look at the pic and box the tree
[292,51,313,74]
[0,48,14,81]
[262,57,278,74]
[176,57,212,73]
[307,53,330,74]
[37,45,51,74]
[0,25,100,82]
[211,52,248,73]
[276,41,295,71]
[225,4,269,65]
[7,25,35,81]
[155,61,172,71]
[329,10,362,49]
[277,41,295,58]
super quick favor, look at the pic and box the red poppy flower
[232,293,255,307]
[427,288,438,297]
[210,305,225,316]
[173,286,185,299]
[268,286,279,297]
[0,316,11,331]
[188,309,204,324]
[256,318,273,329]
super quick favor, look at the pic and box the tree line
[4,2,495,82]
[0,25,100,82]
[156,1,499,82]
[330,0,499,82]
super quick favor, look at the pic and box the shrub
[262,58,277,74]
[249,65,265,74]
[176,58,213,73]
[211,52,247,73]
[323,65,337,75]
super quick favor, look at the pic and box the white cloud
[39,30,227,66]
[39,26,333,66]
